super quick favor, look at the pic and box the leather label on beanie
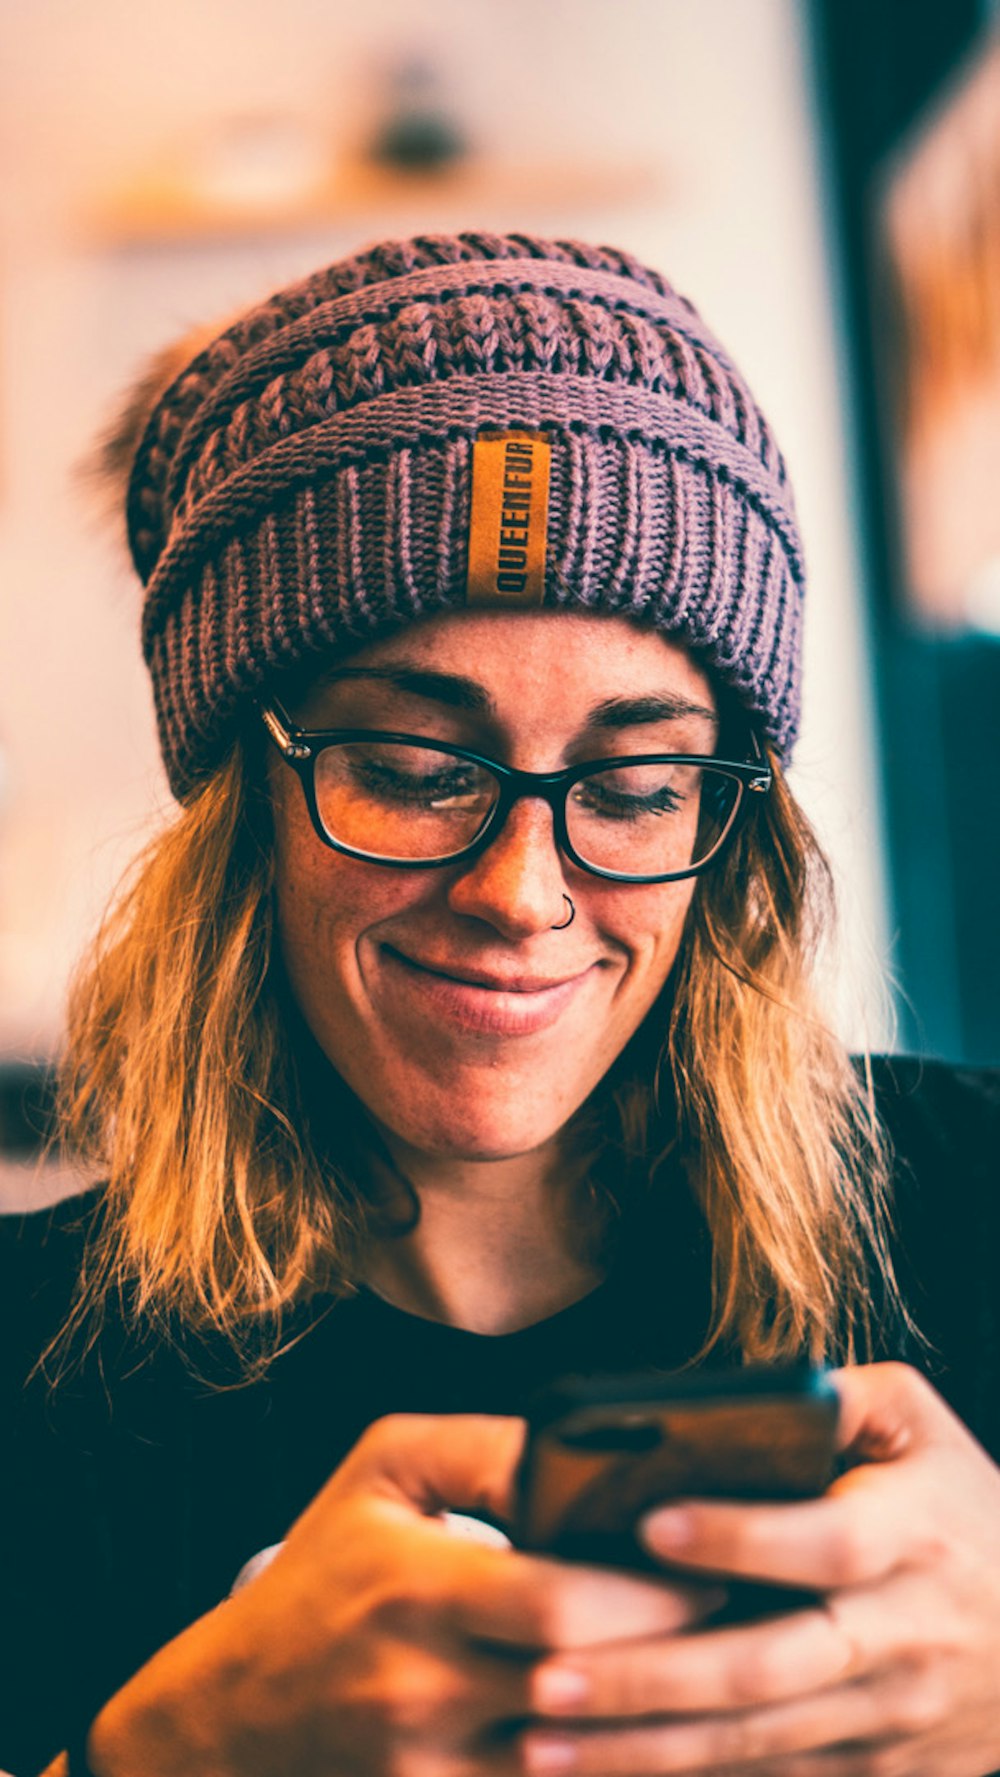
[466,429,550,606]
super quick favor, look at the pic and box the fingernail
[524,1735,577,1772]
[639,1506,695,1553]
[533,1665,590,1713]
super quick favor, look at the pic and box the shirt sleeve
[0,1196,114,1777]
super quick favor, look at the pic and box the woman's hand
[524,1362,1000,1776]
[86,1412,716,1777]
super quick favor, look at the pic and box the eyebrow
[322,665,494,713]
[586,693,718,729]
[320,666,716,729]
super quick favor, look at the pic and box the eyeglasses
[260,700,772,885]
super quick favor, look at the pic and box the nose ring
[551,894,575,931]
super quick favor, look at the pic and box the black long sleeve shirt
[1,1057,998,1775]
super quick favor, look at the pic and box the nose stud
[551,894,575,931]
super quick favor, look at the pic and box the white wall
[0,0,892,1059]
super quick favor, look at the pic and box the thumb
[345,1412,528,1528]
[832,1362,957,1466]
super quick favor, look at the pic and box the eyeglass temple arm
[745,728,772,792]
[260,701,312,762]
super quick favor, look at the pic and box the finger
[529,1565,943,1724]
[635,1364,964,1591]
[529,1603,855,1720]
[346,1413,529,1526]
[381,1639,539,1744]
[450,1539,727,1651]
[341,1494,725,1658]
[637,1458,921,1590]
[832,1362,962,1462]
[521,1667,931,1774]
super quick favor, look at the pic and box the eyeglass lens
[313,740,742,875]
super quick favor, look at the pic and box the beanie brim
[145,385,803,798]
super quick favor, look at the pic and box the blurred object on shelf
[882,32,1000,632]
[188,112,330,214]
[368,55,468,172]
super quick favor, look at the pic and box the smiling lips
[381,945,596,1036]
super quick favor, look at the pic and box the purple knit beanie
[127,231,805,799]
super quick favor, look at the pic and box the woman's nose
[445,797,573,938]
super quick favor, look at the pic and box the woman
[4,231,999,1777]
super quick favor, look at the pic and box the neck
[361,1136,607,1335]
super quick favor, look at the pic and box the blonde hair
[55,739,903,1375]
[665,768,897,1364]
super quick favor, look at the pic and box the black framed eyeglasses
[260,699,772,885]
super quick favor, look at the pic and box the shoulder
[865,1054,999,1218]
[862,1050,1000,1243]
[863,1056,1000,1446]
[0,1184,100,1259]
[868,1053,1000,1156]
[0,1187,179,1422]
[0,1189,101,1373]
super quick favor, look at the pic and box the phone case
[516,1365,839,1569]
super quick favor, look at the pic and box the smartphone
[515,1365,840,1587]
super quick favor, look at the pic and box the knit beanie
[127,231,806,799]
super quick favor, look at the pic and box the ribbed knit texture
[127,231,806,798]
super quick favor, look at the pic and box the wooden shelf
[87,155,662,248]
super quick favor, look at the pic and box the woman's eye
[353,757,484,805]
[572,777,686,820]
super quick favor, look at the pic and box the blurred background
[1,0,998,1204]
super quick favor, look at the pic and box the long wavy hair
[52,724,904,1378]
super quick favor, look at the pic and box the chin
[386,1109,567,1164]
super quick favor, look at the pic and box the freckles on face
[273,831,694,1159]
[268,611,713,1161]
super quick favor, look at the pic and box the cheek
[274,844,403,1000]
[616,881,695,1028]
[273,852,405,1098]
[614,883,697,1051]
[276,865,347,992]
[270,773,378,1004]
[615,878,697,978]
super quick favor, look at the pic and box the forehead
[296,608,718,721]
